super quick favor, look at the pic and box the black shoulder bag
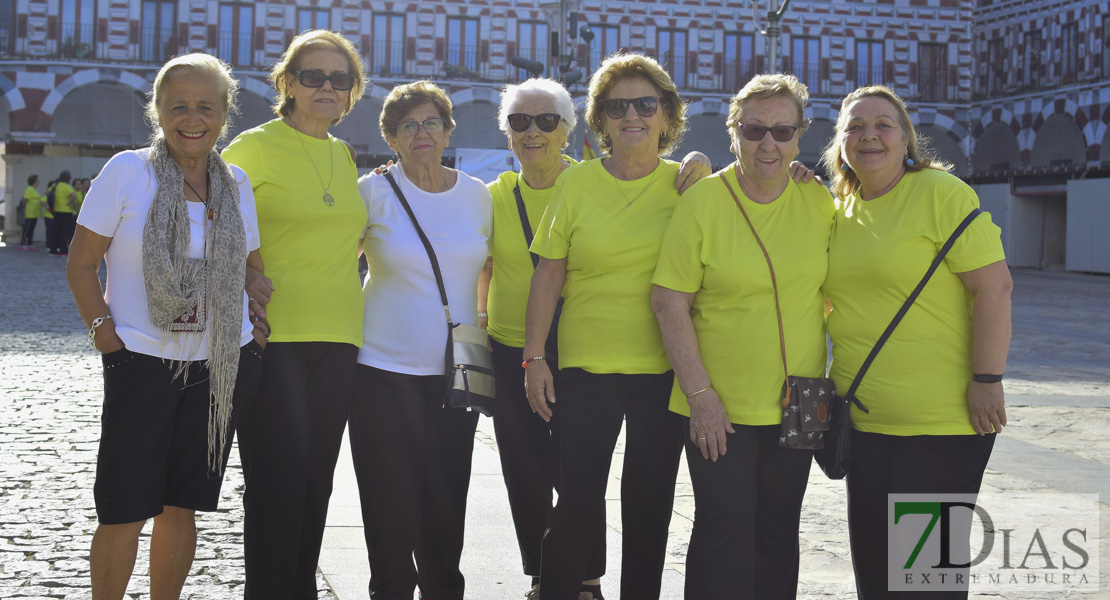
[384,171,495,416]
[816,207,983,479]
[514,180,564,364]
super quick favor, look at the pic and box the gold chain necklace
[606,158,660,207]
[293,126,335,206]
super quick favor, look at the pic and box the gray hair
[497,78,577,136]
[145,53,240,144]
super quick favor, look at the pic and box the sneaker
[524,584,540,599]
[578,593,597,600]
[27,245,38,251]
[57,253,68,257]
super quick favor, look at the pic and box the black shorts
[93,339,264,525]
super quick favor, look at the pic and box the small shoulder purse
[384,171,496,417]
[720,168,833,451]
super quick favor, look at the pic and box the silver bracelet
[477,311,488,319]
[88,315,112,349]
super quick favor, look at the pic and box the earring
[840,163,850,172]
[905,155,915,167]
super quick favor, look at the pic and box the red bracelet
[522,356,545,368]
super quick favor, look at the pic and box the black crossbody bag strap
[513,181,541,269]
[843,208,982,412]
[384,171,454,376]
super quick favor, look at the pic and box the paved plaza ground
[1,240,1109,599]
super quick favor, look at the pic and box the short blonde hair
[379,80,456,146]
[726,73,809,133]
[584,53,687,157]
[270,29,367,123]
[146,53,239,143]
[820,85,950,199]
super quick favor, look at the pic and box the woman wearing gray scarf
[66,53,265,600]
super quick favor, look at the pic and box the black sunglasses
[601,96,660,119]
[507,113,563,133]
[294,70,356,91]
[737,123,799,142]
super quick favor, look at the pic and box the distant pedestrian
[19,174,41,250]
[65,53,266,600]
[43,178,58,254]
[49,169,78,255]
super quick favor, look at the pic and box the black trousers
[236,341,358,600]
[490,340,605,580]
[53,212,74,253]
[683,423,812,599]
[20,217,37,246]
[349,364,480,600]
[847,430,996,600]
[44,217,58,253]
[539,369,684,600]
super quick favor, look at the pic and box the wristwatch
[972,373,1004,383]
[88,315,112,349]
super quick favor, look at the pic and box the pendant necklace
[183,172,214,220]
[607,158,659,207]
[293,125,336,206]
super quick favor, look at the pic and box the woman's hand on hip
[688,390,735,462]
[524,360,556,422]
[968,381,1006,435]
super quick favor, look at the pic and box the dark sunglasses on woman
[507,113,563,133]
[294,70,356,91]
[737,123,799,142]
[601,95,660,119]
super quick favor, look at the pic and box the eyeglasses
[736,123,799,142]
[600,96,660,120]
[395,118,447,136]
[294,70,356,91]
[507,113,563,133]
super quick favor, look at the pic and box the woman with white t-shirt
[350,80,491,600]
[65,53,265,600]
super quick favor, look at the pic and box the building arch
[41,68,149,116]
[50,81,150,146]
[1030,113,1086,167]
[225,87,276,145]
[1101,125,1110,164]
[800,118,835,170]
[972,122,1021,172]
[333,96,391,156]
[918,123,968,176]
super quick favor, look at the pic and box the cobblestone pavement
[0,244,336,599]
[3,239,1110,600]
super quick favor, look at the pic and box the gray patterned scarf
[143,138,247,471]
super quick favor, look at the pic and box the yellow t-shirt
[825,168,1006,436]
[52,182,76,214]
[531,158,680,374]
[222,118,367,346]
[653,170,835,425]
[23,186,42,219]
[486,158,576,348]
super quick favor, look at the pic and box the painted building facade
[1,0,1107,269]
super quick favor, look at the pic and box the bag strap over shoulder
[841,207,983,409]
[384,170,452,323]
[720,165,792,404]
[513,179,542,270]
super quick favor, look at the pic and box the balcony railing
[140,27,178,63]
[370,40,404,76]
[58,24,96,59]
[444,44,478,73]
[852,66,884,88]
[787,63,823,95]
[217,31,252,66]
[723,58,756,92]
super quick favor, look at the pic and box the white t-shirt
[358,163,492,375]
[77,148,260,360]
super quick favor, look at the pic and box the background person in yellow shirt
[19,174,41,250]
[524,53,688,600]
[486,77,709,600]
[50,170,78,255]
[652,74,834,599]
[221,29,368,598]
[820,85,1011,600]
